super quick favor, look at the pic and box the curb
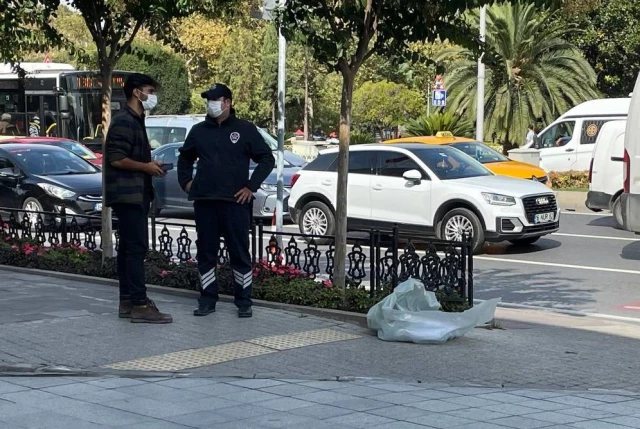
[0,265,369,326]
[4,264,639,327]
[555,190,589,213]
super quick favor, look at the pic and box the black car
[0,144,102,223]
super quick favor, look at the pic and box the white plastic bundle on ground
[367,279,501,344]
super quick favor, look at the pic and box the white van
[585,120,626,227]
[145,115,203,149]
[621,75,640,234]
[526,98,629,172]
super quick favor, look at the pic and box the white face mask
[207,100,226,118]
[139,93,158,111]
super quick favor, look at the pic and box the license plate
[534,212,554,224]
[94,203,102,212]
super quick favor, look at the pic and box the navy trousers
[193,200,252,308]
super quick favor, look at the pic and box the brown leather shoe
[119,300,132,318]
[130,299,173,324]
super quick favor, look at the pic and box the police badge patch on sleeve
[230,132,240,144]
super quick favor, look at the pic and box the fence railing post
[460,232,468,304]
[368,229,375,298]
[251,220,257,264]
[60,206,68,245]
[375,230,381,294]
[258,222,264,261]
[150,204,157,251]
[467,236,474,308]
[392,225,399,289]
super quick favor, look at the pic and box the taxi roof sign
[435,131,454,138]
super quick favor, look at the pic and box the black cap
[201,83,233,100]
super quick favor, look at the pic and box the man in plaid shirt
[104,73,172,324]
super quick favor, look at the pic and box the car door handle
[565,148,575,152]
[321,180,332,186]
[372,184,383,191]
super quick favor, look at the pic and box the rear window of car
[304,153,338,172]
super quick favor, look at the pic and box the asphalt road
[155,209,640,321]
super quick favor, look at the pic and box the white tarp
[366,279,501,344]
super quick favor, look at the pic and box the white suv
[288,144,560,253]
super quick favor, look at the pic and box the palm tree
[404,111,474,137]
[438,1,600,150]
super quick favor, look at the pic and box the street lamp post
[254,0,286,244]
[275,0,286,245]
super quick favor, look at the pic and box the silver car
[151,143,298,220]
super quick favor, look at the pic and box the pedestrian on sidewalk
[177,84,274,318]
[104,73,173,324]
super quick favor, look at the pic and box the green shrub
[404,112,474,137]
[548,170,589,189]
[350,131,375,145]
[0,238,467,314]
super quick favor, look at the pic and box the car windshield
[449,141,508,163]
[56,140,98,160]
[410,147,493,180]
[9,147,98,176]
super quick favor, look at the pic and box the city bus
[0,63,132,152]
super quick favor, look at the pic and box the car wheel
[612,195,623,229]
[439,208,485,254]
[509,237,540,246]
[299,201,334,245]
[21,197,44,226]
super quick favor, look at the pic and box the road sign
[432,89,447,107]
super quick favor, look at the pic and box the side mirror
[403,169,422,184]
[0,168,21,179]
[59,94,69,112]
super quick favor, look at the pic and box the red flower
[322,280,332,288]
[160,270,168,278]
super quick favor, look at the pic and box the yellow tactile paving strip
[103,328,361,372]
[247,328,361,350]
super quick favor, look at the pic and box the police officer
[177,84,275,318]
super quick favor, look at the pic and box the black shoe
[193,302,216,317]
[238,306,253,318]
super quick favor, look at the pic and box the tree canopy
[440,1,600,148]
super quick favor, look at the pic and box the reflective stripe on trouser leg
[201,267,217,290]
[233,270,252,289]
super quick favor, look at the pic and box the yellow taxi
[384,132,550,187]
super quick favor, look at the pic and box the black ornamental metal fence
[0,206,473,307]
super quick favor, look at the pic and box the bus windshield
[0,66,130,145]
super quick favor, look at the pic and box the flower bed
[0,237,468,313]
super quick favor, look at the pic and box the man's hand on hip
[234,187,254,204]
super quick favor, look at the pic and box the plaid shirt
[104,106,153,206]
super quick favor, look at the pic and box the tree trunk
[100,64,114,262]
[303,48,310,141]
[334,68,355,302]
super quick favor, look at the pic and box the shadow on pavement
[474,266,595,311]
[483,238,562,255]
[621,240,640,261]
[587,215,617,228]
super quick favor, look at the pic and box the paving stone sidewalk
[1,269,640,393]
[2,375,640,428]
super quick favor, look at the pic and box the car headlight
[482,192,516,206]
[260,183,278,192]
[37,183,76,199]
